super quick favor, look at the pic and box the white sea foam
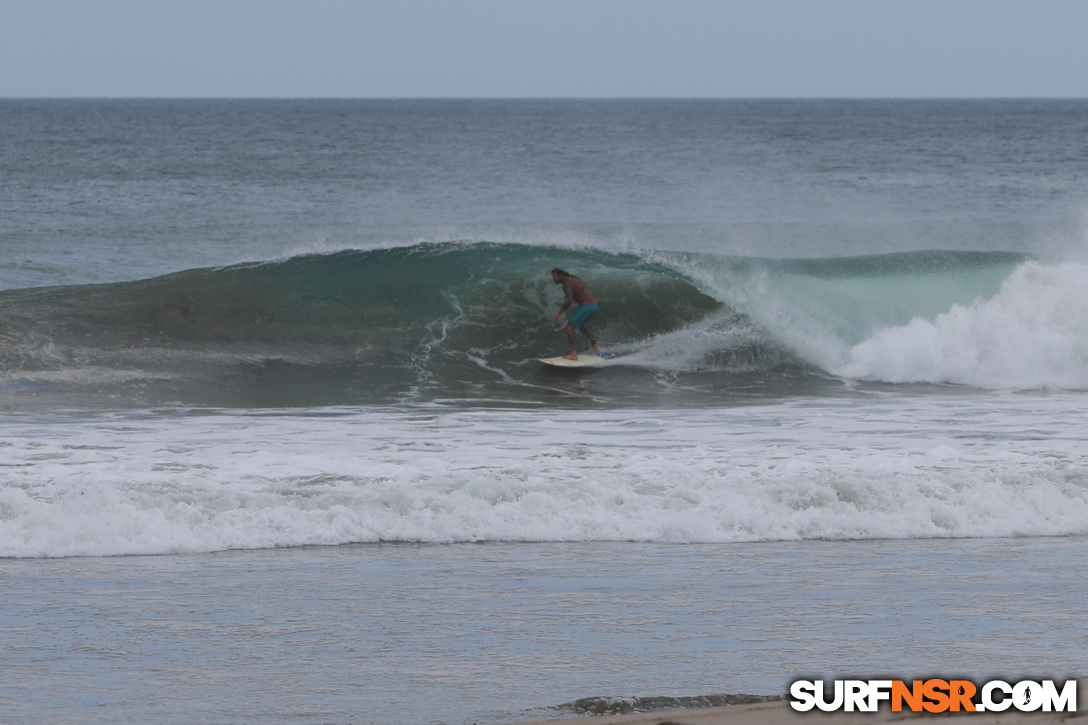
[3,394,1087,558]
[839,262,1088,388]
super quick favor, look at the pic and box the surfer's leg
[578,323,601,353]
[562,323,579,360]
[570,304,600,354]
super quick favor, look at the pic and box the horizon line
[2,95,1086,101]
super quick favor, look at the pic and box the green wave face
[0,243,1026,407]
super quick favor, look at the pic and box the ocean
[1,99,1086,724]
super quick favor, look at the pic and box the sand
[502,680,1086,725]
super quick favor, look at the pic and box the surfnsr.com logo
[789,679,1077,713]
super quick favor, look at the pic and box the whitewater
[4,244,1088,558]
[2,99,1087,724]
[3,394,1088,559]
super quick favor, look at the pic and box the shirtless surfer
[551,268,602,360]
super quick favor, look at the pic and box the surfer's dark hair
[551,267,568,276]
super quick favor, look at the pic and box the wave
[3,403,1087,558]
[839,261,1088,388]
[2,240,1079,407]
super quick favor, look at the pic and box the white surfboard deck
[537,353,613,368]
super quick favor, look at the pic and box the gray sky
[2,0,1086,98]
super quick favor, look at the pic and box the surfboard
[537,353,614,368]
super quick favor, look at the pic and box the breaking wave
[5,240,1081,408]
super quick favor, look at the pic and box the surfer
[550,268,602,360]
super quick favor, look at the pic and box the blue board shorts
[569,303,599,328]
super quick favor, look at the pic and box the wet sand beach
[504,679,1086,725]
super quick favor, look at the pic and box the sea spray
[840,261,1088,388]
